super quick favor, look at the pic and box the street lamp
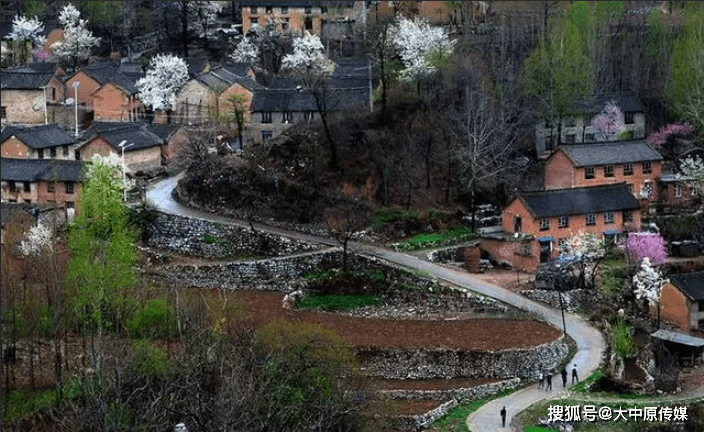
[118,140,134,202]
[72,81,80,138]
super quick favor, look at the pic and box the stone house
[240,1,359,35]
[77,122,187,173]
[1,67,65,124]
[535,94,647,158]
[660,272,704,331]
[1,123,79,160]
[1,158,82,209]
[544,140,663,203]
[483,184,641,271]
[174,65,261,126]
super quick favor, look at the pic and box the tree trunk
[181,2,189,58]
[318,110,339,171]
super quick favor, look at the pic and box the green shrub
[612,319,635,359]
[602,265,624,295]
[131,340,169,376]
[391,227,475,251]
[127,299,176,339]
[297,294,381,310]
[203,234,218,244]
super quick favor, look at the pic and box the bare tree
[325,200,373,272]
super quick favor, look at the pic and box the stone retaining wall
[522,289,601,313]
[144,210,321,258]
[356,337,568,380]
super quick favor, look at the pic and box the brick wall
[64,72,100,108]
[660,283,691,330]
[544,150,576,189]
[35,180,78,207]
[1,137,31,158]
[125,147,162,172]
[481,237,542,272]
[1,89,46,124]
[162,128,190,162]
[79,138,114,161]
[93,83,141,122]
[242,5,324,35]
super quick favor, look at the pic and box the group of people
[538,364,579,391]
[498,365,580,428]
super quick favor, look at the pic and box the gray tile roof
[558,140,663,167]
[668,272,704,301]
[651,329,704,348]
[518,184,640,218]
[1,124,77,149]
[74,63,143,95]
[1,158,82,183]
[83,122,166,151]
[1,70,54,89]
[251,87,369,112]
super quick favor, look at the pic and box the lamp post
[118,140,134,202]
[72,81,79,138]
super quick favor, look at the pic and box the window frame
[625,111,634,125]
[65,181,75,194]
[50,147,57,158]
[623,210,633,222]
[604,211,614,224]
[539,218,550,231]
[564,134,576,144]
[38,149,44,159]
[47,181,56,193]
[604,165,614,177]
[623,162,633,176]
[675,183,683,198]
[261,112,272,123]
[23,182,31,193]
[585,166,595,179]
[586,213,596,226]
[558,215,569,229]
[585,133,595,142]
[642,161,652,174]
[261,130,273,141]
[283,111,293,123]
[281,6,288,14]
[8,181,17,193]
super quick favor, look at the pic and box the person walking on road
[546,373,552,391]
[500,406,507,427]
[572,365,579,384]
[561,368,568,387]
[538,371,544,389]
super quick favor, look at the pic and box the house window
[250,18,259,29]
[642,161,652,174]
[546,135,555,151]
[304,111,315,121]
[23,182,31,193]
[623,210,633,222]
[250,6,258,14]
[266,6,272,13]
[675,183,683,198]
[586,213,596,226]
[585,167,595,179]
[539,218,550,231]
[281,6,288,14]
[283,112,293,123]
[604,211,614,224]
[282,17,290,30]
[625,111,634,125]
[75,150,81,160]
[50,147,57,158]
[261,130,273,141]
[65,182,75,194]
[586,133,595,142]
[1,106,6,119]
[8,181,17,192]
[38,149,44,159]
[623,162,633,176]
[604,165,614,177]
[47,182,55,193]
[565,118,576,128]
[519,242,532,256]
[261,112,272,123]
[63,146,69,157]
[305,6,313,14]
[66,201,74,209]
[641,181,652,198]
[24,199,31,204]
[558,238,570,253]
[514,216,522,233]
[558,215,569,229]
[627,184,634,195]
[305,16,313,30]
[565,134,576,144]
[699,319,704,330]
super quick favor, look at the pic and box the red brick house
[241,1,360,35]
[660,272,704,331]
[483,184,641,271]
[1,123,79,160]
[1,158,82,209]
[544,140,663,203]
[1,67,64,124]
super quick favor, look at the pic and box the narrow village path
[146,174,607,432]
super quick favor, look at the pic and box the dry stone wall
[144,210,321,258]
[356,338,568,380]
[522,289,601,313]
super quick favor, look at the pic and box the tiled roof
[83,122,166,151]
[669,272,704,301]
[1,70,54,89]
[1,124,76,149]
[251,87,369,112]
[518,184,640,218]
[0,158,82,183]
[74,63,143,94]
[588,93,645,113]
[240,1,354,7]
[220,62,253,78]
[558,140,663,167]
[186,57,209,77]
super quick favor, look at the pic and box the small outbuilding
[651,329,704,365]
[660,271,704,331]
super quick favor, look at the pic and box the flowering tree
[19,222,53,257]
[7,14,44,65]
[281,32,339,170]
[680,156,704,198]
[590,101,625,142]
[567,230,607,289]
[230,36,259,63]
[632,257,666,324]
[51,3,100,69]
[136,54,189,112]
[624,232,667,266]
[390,16,453,83]
[646,123,694,147]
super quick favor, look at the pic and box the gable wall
[544,150,576,189]
[92,83,132,121]
[660,283,692,330]
[79,138,116,161]
[1,137,31,158]
[64,71,101,108]
[1,89,46,124]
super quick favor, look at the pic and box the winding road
[146,174,607,432]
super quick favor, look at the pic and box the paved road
[146,175,607,432]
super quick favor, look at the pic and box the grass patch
[297,294,382,310]
[202,234,218,244]
[391,227,475,252]
[427,386,521,432]
[2,388,60,424]
[571,370,605,393]
[370,209,419,229]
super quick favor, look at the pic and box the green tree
[669,3,704,139]
[65,154,138,377]
[522,12,592,146]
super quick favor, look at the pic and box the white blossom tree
[230,36,260,63]
[136,54,189,112]
[590,101,626,142]
[7,14,44,65]
[568,230,607,289]
[281,32,339,170]
[632,257,666,325]
[51,3,100,69]
[390,16,453,84]
[19,222,53,257]
[680,155,704,198]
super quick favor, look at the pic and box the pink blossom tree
[623,232,667,266]
[646,123,694,147]
[590,101,625,141]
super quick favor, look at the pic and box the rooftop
[669,272,704,301]
[651,329,704,349]
[1,124,77,149]
[518,184,640,218]
[557,140,663,167]
[82,122,175,151]
[0,158,82,183]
